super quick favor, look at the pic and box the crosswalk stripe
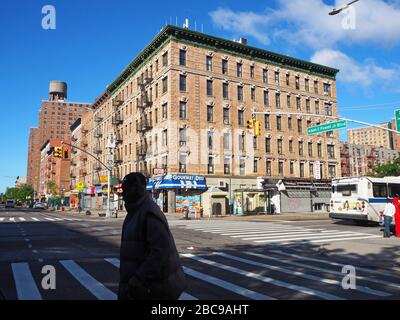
[9,218,15,222]
[0,218,4,221]
[254,232,367,243]
[271,250,400,284]
[182,266,273,300]
[240,252,390,297]
[193,226,295,232]
[54,218,63,221]
[19,217,26,221]
[31,218,39,221]
[309,235,381,243]
[45,218,55,221]
[207,227,307,233]
[222,228,326,236]
[11,263,42,300]
[242,231,357,241]
[181,253,344,300]
[60,260,117,300]
[104,258,201,300]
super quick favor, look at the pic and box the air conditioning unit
[218,180,227,188]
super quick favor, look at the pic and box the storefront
[233,189,269,215]
[147,174,207,214]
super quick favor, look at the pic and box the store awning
[147,174,207,191]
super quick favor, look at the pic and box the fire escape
[112,94,125,179]
[136,71,153,177]
[367,147,377,174]
[340,145,350,177]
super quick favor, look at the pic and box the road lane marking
[253,232,367,243]
[222,228,326,236]
[9,218,15,222]
[60,260,117,300]
[11,263,42,300]
[242,230,355,241]
[19,218,26,221]
[239,252,390,297]
[181,253,344,300]
[31,218,39,221]
[0,218,5,222]
[309,235,381,243]
[45,218,55,221]
[53,218,63,221]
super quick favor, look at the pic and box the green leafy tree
[47,181,59,196]
[372,157,400,177]
[4,185,34,203]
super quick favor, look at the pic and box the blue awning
[147,174,207,191]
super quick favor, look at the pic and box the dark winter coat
[118,193,187,300]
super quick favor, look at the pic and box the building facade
[71,25,340,214]
[347,122,394,150]
[26,127,40,193]
[340,142,399,177]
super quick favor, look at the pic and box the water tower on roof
[49,80,67,101]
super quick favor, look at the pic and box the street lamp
[329,0,360,15]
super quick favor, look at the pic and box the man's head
[122,172,147,204]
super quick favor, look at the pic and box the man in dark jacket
[118,172,187,300]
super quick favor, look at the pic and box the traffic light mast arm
[252,111,400,135]
[60,141,111,171]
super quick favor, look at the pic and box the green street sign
[395,110,400,132]
[307,120,347,135]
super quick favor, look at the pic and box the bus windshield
[335,184,357,196]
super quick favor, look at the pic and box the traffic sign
[307,120,347,135]
[395,110,400,132]
[77,181,85,192]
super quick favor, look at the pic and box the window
[315,100,320,114]
[295,76,300,90]
[155,59,159,72]
[240,158,246,175]
[317,143,322,157]
[179,49,186,66]
[162,103,167,120]
[266,160,272,176]
[251,87,256,101]
[275,93,281,109]
[314,80,319,94]
[208,157,214,174]
[288,117,292,130]
[208,131,213,149]
[308,142,313,157]
[309,163,314,177]
[276,116,282,131]
[278,161,284,176]
[287,95,291,108]
[299,141,303,156]
[388,184,400,197]
[162,129,168,146]
[289,140,293,153]
[207,80,213,96]
[323,83,331,96]
[238,110,244,126]
[250,65,255,78]
[179,75,186,91]
[300,163,305,178]
[328,165,336,178]
[223,108,230,124]
[239,134,245,151]
[162,51,168,67]
[305,79,309,92]
[277,139,283,154]
[274,71,279,84]
[206,56,213,71]
[296,97,301,110]
[223,83,229,99]
[162,155,167,167]
[254,159,258,173]
[290,161,294,175]
[222,59,228,75]
[325,103,333,116]
[224,157,231,174]
[265,137,271,153]
[179,101,186,119]
[162,77,168,93]
[207,105,214,122]
[223,133,230,149]
[327,144,335,158]
[179,154,186,173]
[263,69,268,83]
[286,74,290,86]
[237,63,242,77]
[298,119,302,134]
[237,86,243,101]
[264,91,269,106]
[306,99,310,113]
[253,136,258,149]
[336,184,357,196]
[265,114,270,129]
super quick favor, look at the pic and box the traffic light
[53,147,63,158]
[247,119,254,130]
[254,120,261,136]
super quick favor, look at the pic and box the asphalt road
[1,206,400,300]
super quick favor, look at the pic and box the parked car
[33,202,47,210]
[5,199,15,208]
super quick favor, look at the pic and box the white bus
[330,176,400,224]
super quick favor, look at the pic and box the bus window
[336,184,357,196]
[388,184,400,197]
[373,183,387,198]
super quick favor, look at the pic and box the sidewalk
[46,208,127,220]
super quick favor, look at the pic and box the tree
[372,157,400,178]
[3,185,34,203]
[47,181,58,196]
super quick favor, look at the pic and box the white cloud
[209,0,400,49]
[311,49,399,88]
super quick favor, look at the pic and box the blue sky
[0,0,399,193]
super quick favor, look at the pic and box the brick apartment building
[340,142,399,177]
[348,122,394,150]
[70,25,340,214]
[26,81,92,197]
